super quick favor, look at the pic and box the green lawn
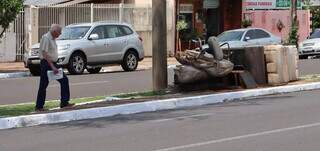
[0,96,105,117]
[0,90,169,117]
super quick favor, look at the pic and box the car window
[90,26,106,39]
[120,26,134,35]
[105,25,124,38]
[57,26,91,40]
[255,29,271,39]
[217,31,244,42]
[244,30,257,40]
[309,30,320,39]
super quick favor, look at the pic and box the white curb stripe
[0,72,30,79]
[1,82,320,130]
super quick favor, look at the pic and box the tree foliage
[310,7,320,31]
[0,0,23,39]
[288,19,299,46]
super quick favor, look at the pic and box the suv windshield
[217,31,245,42]
[58,26,91,40]
[309,30,320,39]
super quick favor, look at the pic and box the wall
[0,32,17,62]
[133,0,175,56]
[134,0,151,5]
[245,10,311,42]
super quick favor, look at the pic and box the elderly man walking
[35,24,74,111]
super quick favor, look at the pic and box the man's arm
[42,52,59,74]
[39,37,58,74]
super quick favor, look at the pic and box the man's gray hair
[50,24,61,32]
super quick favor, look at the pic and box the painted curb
[0,72,30,79]
[1,82,320,130]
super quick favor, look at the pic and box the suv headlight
[58,44,70,51]
[30,48,40,56]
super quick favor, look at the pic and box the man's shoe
[35,108,48,112]
[60,103,75,109]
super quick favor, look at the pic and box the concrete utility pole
[152,0,168,91]
[291,0,298,26]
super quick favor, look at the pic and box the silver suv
[24,22,144,75]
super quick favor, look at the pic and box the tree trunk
[291,0,297,27]
[0,27,6,39]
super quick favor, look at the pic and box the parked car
[24,21,144,75]
[202,28,281,50]
[298,28,320,59]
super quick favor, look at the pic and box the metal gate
[14,11,26,61]
[37,4,153,41]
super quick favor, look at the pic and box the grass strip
[0,90,170,117]
[0,96,105,117]
[299,74,320,82]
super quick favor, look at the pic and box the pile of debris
[174,37,234,84]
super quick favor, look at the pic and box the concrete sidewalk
[0,62,27,73]
[0,57,181,78]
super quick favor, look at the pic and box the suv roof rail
[94,20,121,24]
[67,22,91,26]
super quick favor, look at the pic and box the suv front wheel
[67,52,86,75]
[121,51,138,71]
[299,55,308,59]
[29,65,40,76]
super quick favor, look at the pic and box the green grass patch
[112,90,168,99]
[299,74,320,82]
[0,96,105,117]
[0,90,172,118]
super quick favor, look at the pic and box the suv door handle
[104,43,110,47]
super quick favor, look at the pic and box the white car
[24,21,144,75]
[298,28,320,59]
[203,28,281,50]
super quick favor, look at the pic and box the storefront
[178,0,243,40]
[243,0,310,42]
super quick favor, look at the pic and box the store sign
[276,0,302,8]
[245,0,302,9]
[245,0,275,9]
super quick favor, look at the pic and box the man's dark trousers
[36,59,70,109]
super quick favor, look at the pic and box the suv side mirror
[88,34,99,40]
[244,36,250,41]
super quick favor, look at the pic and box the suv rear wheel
[121,51,138,71]
[87,67,102,74]
[67,52,86,75]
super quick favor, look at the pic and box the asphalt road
[1,90,320,151]
[0,69,174,105]
[298,58,320,75]
[0,59,318,105]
